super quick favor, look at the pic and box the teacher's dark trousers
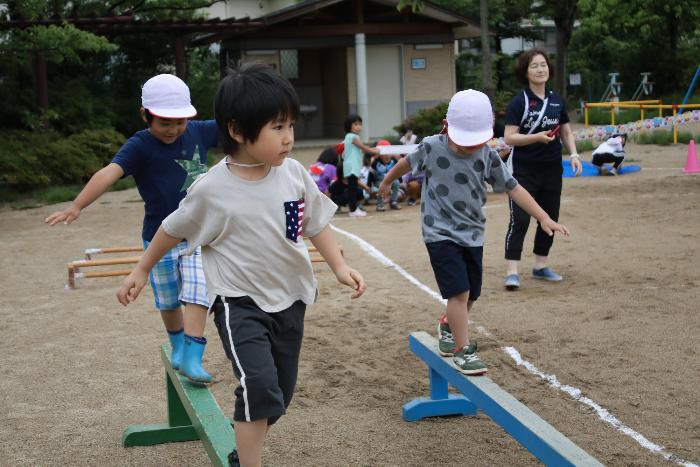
[505,163,562,261]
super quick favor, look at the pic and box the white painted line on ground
[330,224,696,467]
[504,347,697,467]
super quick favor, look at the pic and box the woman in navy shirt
[502,49,582,290]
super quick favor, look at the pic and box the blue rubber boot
[167,328,185,371]
[180,335,213,384]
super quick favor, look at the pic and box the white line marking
[330,224,697,467]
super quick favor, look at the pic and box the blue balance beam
[404,332,602,466]
[122,344,235,466]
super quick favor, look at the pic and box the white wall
[204,0,294,20]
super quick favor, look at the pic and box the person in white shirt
[116,63,366,467]
[592,133,627,175]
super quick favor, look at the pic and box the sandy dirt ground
[1,140,698,466]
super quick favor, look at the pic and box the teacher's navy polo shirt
[505,88,569,169]
[112,120,219,241]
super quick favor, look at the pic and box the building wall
[346,44,455,106]
[403,44,455,117]
[205,0,294,20]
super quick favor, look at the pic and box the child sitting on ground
[116,63,366,466]
[46,74,217,383]
[373,140,402,211]
[591,133,627,175]
[379,89,569,375]
[309,147,339,195]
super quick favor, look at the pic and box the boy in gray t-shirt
[379,89,569,375]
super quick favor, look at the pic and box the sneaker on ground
[437,320,455,356]
[407,198,417,206]
[390,202,402,210]
[348,208,367,217]
[376,203,386,212]
[453,343,487,375]
[504,274,520,290]
[532,267,562,281]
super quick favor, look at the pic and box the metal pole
[355,33,369,142]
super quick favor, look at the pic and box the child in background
[116,63,366,467]
[359,152,374,204]
[379,89,569,375]
[309,147,339,194]
[400,127,417,145]
[373,140,401,211]
[402,169,424,206]
[45,74,217,383]
[342,114,379,217]
[591,133,627,175]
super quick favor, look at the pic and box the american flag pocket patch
[284,198,305,242]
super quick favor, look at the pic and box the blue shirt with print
[505,88,569,169]
[112,120,218,241]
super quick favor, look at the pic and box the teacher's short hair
[514,49,554,86]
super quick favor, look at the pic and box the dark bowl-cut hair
[215,62,300,155]
[317,147,339,166]
[344,113,363,133]
[514,48,554,86]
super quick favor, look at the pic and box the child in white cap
[379,89,569,374]
[46,74,218,383]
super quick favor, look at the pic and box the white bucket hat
[141,74,197,119]
[446,89,493,146]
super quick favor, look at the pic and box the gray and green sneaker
[437,320,456,356]
[453,343,488,375]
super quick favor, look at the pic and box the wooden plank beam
[123,345,236,466]
[404,332,603,467]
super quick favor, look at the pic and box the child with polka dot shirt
[379,90,570,374]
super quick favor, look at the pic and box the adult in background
[503,49,582,290]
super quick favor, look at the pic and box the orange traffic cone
[683,139,700,173]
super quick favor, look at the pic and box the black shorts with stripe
[212,295,306,425]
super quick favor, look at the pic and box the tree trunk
[551,0,578,99]
[479,0,494,99]
[33,52,49,112]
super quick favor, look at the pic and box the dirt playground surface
[1,141,698,466]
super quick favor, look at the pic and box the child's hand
[45,205,81,226]
[539,218,570,237]
[116,268,149,306]
[334,266,366,299]
[536,131,555,144]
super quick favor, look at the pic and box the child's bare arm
[352,136,380,155]
[378,158,411,198]
[508,185,570,236]
[309,226,366,299]
[116,227,183,306]
[45,163,124,225]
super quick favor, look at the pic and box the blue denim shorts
[143,240,208,310]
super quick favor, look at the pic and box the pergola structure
[1,13,263,111]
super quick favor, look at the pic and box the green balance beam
[123,344,235,467]
[404,332,602,466]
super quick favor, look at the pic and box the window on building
[280,49,299,80]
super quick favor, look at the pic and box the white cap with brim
[141,74,197,119]
[446,89,494,147]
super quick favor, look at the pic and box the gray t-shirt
[162,157,337,313]
[407,134,518,247]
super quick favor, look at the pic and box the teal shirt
[342,132,363,177]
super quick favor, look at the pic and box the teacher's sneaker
[437,320,455,356]
[532,267,562,282]
[453,343,487,375]
[504,274,520,290]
